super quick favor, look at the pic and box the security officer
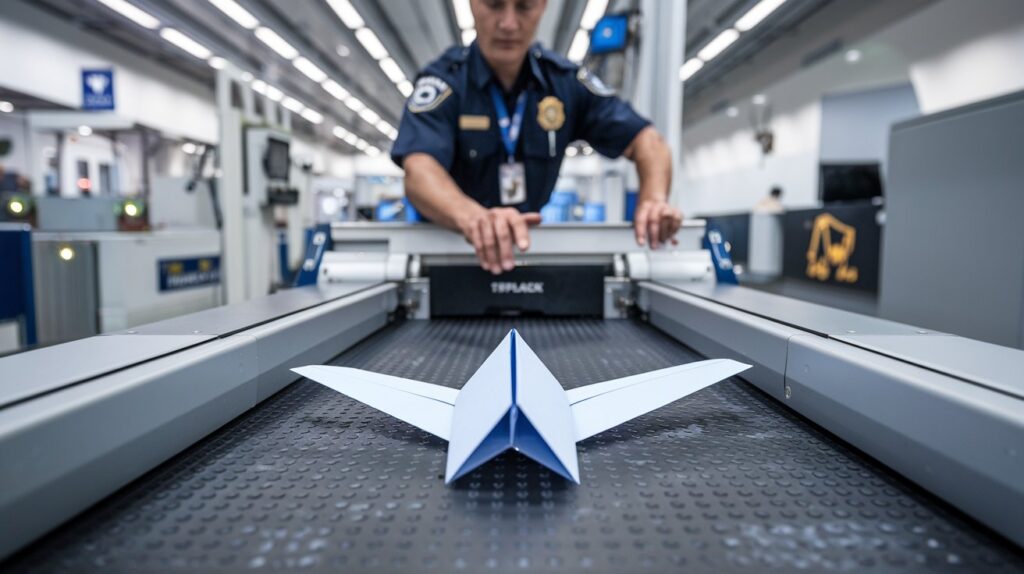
[391,0,682,275]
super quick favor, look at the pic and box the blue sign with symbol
[703,224,739,285]
[82,69,115,111]
[158,256,221,292]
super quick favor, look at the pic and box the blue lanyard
[489,84,527,162]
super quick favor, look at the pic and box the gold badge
[537,96,565,131]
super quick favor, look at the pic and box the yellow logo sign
[806,213,859,283]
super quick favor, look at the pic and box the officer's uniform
[391,42,650,212]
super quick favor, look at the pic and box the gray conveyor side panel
[0,284,398,560]
[641,282,1024,547]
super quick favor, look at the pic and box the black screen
[819,163,883,204]
[265,138,290,181]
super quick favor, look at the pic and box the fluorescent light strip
[332,126,350,139]
[678,58,704,81]
[325,0,364,29]
[208,56,228,69]
[251,79,268,94]
[365,146,381,156]
[697,28,740,61]
[322,79,350,100]
[567,29,590,63]
[281,96,305,113]
[96,0,160,30]
[255,26,299,59]
[579,0,609,30]
[207,0,259,29]
[344,96,366,113]
[378,57,406,83]
[293,56,328,83]
[160,28,213,60]
[301,108,324,124]
[735,0,788,32]
[265,84,284,102]
[397,80,413,97]
[452,0,474,30]
[461,29,476,46]
[354,27,388,60]
[359,108,381,125]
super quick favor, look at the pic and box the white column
[216,67,247,304]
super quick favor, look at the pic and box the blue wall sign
[703,224,739,285]
[158,256,221,292]
[82,69,115,111]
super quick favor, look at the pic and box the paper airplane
[293,330,750,484]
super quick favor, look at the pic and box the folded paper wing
[565,359,751,441]
[290,365,456,440]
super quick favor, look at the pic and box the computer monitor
[264,138,291,181]
[819,163,883,204]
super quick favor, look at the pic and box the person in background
[753,186,784,214]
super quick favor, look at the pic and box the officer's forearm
[625,126,672,203]
[402,153,485,231]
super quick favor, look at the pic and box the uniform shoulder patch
[408,75,453,113]
[577,68,616,97]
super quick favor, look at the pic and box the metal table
[8,319,1023,573]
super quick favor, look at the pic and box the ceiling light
[397,80,413,97]
[343,133,358,145]
[95,0,160,30]
[293,57,328,83]
[697,28,740,62]
[355,28,388,60]
[579,0,610,30]
[326,0,365,29]
[0,101,13,113]
[240,71,254,82]
[726,106,739,117]
[251,79,268,94]
[565,146,578,157]
[182,142,198,154]
[845,49,862,63]
[366,146,381,156]
[582,145,594,155]
[208,56,228,69]
[359,108,381,124]
[160,28,213,60]
[265,84,284,102]
[207,0,259,29]
[333,126,350,139]
[461,29,477,46]
[752,93,767,105]
[322,79,350,100]
[77,125,93,136]
[375,120,394,133]
[378,57,406,83]
[678,58,704,82]
[255,26,299,60]
[281,96,305,113]
[567,29,590,63]
[735,0,788,32]
[354,139,369,151]
[301,108,324,124]
[344,96,366,113]
[452,0,474,30]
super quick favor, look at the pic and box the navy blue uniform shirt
[391,42,651,212]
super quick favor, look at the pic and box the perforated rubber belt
[7,319,1023,573]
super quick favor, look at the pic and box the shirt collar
[469,41,550,92]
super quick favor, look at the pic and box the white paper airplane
[292,329,750,484]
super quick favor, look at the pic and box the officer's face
[472,0,547,67]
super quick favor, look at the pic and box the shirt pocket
[523,124,565,207]
[458,128,499,163]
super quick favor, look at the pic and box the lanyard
[489,84,527,163]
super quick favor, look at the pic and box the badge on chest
[499,161,527,205]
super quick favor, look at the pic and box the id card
[499,161,527,205]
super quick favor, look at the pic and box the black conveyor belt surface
[8,319,1023,573]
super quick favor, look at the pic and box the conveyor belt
[7,319,1023,573]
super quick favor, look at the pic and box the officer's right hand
[458,207,542,275]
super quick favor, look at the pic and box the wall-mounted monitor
[264,138,290,181]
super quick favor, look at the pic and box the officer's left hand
[634,200,683,249]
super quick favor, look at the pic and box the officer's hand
[459,207,542,274]
[634,200,683,249]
